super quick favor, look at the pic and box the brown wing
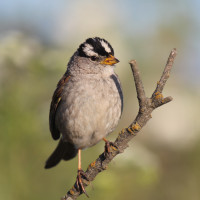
[49,73,70,140]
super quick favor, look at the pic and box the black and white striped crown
[77,37,114,58]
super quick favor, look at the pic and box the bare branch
[129,60,146,108]
[152,48,177,96]
[62,49,177,200]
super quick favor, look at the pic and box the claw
[103,138,117,157]
[76,169,89,197]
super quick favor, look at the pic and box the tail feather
[45,140,78,169]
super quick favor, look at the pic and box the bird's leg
[103,138,117,157]
[76,149,89,197]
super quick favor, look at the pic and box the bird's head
[78,37,119,65]
[67,37,119,75]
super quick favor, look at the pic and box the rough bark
[62,48,177,200]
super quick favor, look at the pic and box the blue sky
[0,0,199,86]
[0,0,199,44]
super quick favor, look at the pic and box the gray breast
[55,73,123,149]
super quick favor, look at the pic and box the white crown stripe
[83,43,98,57]
[100,40,111,53]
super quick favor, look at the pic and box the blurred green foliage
[0,32,200,200]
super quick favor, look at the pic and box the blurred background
[0,0,200,199]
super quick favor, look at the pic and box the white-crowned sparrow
[45,37,123,194]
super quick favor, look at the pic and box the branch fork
[62,48,177,200]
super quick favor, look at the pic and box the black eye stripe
[90,56,97,61]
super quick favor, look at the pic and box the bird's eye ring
[91,56,97,61]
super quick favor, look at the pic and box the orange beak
[100,55,120,66]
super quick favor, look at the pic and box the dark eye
[91,56,97,61]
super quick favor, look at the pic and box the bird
[45,37,123,195]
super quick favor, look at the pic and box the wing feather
[49,74,70,140]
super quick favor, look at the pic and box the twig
[62,48,177,200]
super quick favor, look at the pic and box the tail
[45,140,78,169]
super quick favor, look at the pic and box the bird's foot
[103,138,118,157]
[76,169,89,198]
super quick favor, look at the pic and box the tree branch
[62,48,177,200]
